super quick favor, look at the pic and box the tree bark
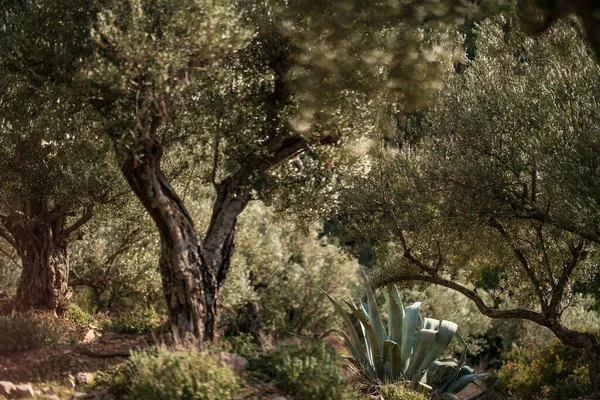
[117,140,208,339]
[14,226,71,316]
[202,178,251,340]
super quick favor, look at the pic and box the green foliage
[100,346,240,400]
[0,313,75,355]
[65,303,96,326]
[379,383,429,400]
[492,334,598,400]
[221,333,261,360]
[251,339,359,400]
[327,283,489,398]
[220,201,361,337]
[106,308,163,334]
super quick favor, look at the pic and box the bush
[65,303,96,326]
[0,313,74,355]
[492,334,598,400]
[251,339,359,400]
[106,307,163,334]
[100,346,240,400]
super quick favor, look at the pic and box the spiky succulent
[325,283,493,399]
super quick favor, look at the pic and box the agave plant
[325,283,493,399]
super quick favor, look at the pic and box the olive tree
[336,17,600,394]
[0,79,116,315]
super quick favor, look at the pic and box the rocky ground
[0,331,293,400]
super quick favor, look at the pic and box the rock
[83,329,96,343]
[269,396,288,400]
[76,372,94,385]
[73,392,94,399]
[44,395,60,400]
[66,375,77,389]
[0,381,15,396]
[63,349,73,355]
[12,383,35,398]
[217,352,249,373]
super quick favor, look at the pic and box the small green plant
[107,307,163,334]
[251,339,360,400]
[379,382,429,400]
[221,333,260,359]
[98,345,240,400]
[325,282,492,399]
[0,313,74,355]
[65,303,96,326]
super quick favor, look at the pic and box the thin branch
[488,217,547,307]
[386,209,438,276]
[535,223,556,286]
[0,223,16,248]
[60,205,94,241]
[550,240,584,312]
[0,245,20,269]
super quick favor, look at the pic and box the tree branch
[60,205,94,242]
[550,240,585,313]
[376,272,548,326]
[488,217,547,307]
[0,223,16,249]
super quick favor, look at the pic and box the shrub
[251,339,359,400]
[493,334,597,400]
[65,303,96,326]
[0,313,74,355]
[106,307,163,334]
[220,203,361,338]
[100,346,240,400]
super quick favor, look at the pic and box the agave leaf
[429,361,459,387]
[384,340,405,380]
[467,378,500,400]
[321,328,360,363]
[323,291,366,365]
[442,333,469,391]
[457,365,474,379]
[359,319,375,372]
[423,318,440,330]
[363,270,385,351]
[446,373,490,394]
[401,302,422,373]
[384,285,405,345]
[348,298,384,378]
[405,329,437,379]
[417,320,458,376]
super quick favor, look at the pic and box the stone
[76,372,94,385]
[217,352,249,373]
[83,329,96,343]
[44,395,60,400]
[269,396,287,400]
[73,392,93,399]
[0,381,15,396]
[12,383,35,398]
[66,375,77,389]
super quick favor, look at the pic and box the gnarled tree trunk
[14,228,71,316]
[117,139,209,339]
